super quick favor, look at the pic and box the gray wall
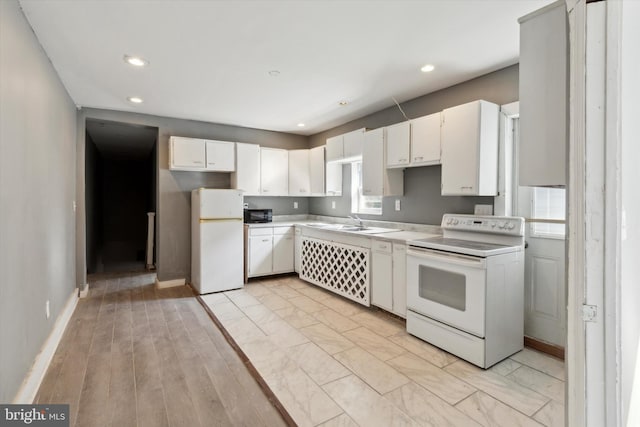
[244,196,310,215]
[308,65,519,224]
[0,0,77,403]
[85,133,100,273]
[75,109,308,284]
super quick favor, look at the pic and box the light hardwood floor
[35,272,287,427]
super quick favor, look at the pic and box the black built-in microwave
[244,209,272,223]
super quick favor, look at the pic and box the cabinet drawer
[273,226,294,235]
[372,239,392,253]
[249,227,273,236]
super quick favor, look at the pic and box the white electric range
[406,214,525,369]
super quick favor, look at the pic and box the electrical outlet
[72,201,76,212]
[45,300,50,319]
[243,202,249,209]
[293,202,298,209]
[395,199,401,211]
[331,201,336,209]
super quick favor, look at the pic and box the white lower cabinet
[248,234,273,277]
[371,239,407,318]
[294,226,302,273]
[246,226,294,278]
[273,227,294,273]
[371,240,393,311]
[391,243,407,318]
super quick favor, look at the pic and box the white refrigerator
[191,188,244,294]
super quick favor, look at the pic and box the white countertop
[245,219,440,243]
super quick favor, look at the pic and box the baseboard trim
[78,283,89,298]
[524,336,565,360]
[155,277,186,289]
[12,289,79,404]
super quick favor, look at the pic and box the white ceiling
[19,0,553,136]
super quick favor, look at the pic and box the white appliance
[191,188,244,294]
[406,214,525,368]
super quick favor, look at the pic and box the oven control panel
[441,214,524,236]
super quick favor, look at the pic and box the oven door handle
[407,247,486,268]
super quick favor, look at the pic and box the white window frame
[350,162,382,215]
[530,187,567,239]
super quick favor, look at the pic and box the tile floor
[203,276,566,427]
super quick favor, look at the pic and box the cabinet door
[343,128,365,160]
[170,137,206,170]
[249,235,273,276]
[260,148,289,196]
[372,250,393,311]
[325,162,342,196]
[309,146,325,196]
[386,121,410,168]
[273,233,294,273]
[410,113,441,166]
[294,227,302,273]
[231,143,260,195]
[288,149,311,196]
[441,100,498,195]
[519,1,567,186]
[392,243,407,318]
[325,135,343,162]
[362,129,383,196]
[206,140,235,172]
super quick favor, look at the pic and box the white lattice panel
[300,236,370,306]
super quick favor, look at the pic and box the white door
[343,128,365,159]
[232,143,261,195]
[288,149,310,196]
[273,232,294,273]
[309,146,325,196]
[170,136,206,169]
[386,121,410,167]
[197,189,243,219]
[199,221,244,293]
[205,140,235,172]
[410,112,441,166]
[260,148,289,195]
[362,128,383,196]
[249,235,273,276]
[513,116,567,347]
[392,243,407,318]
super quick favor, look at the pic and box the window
[531,187,566,238]
[351,162,382,215]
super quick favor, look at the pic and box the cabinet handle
[262,239,270,242]
[364,189,371,194]
[208,162,215,165]
[460,186,473,190]
[399,158,407,162]
[193,161,203,164]
[263,189,269,192]
[414,156,423,161]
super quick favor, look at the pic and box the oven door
[407,246,487,338]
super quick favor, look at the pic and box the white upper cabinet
[169,136,206,171]
[410,112,441,166]
[362,128,403,197]
[288,149,311,196]
[325,135,343,162]
[309,146,326,196]
[386,121,411,168]
[441,100,499,196]
[231,142,260,195]
[170,136,235,172]
[519,1,567,187]
[326,128,366,163]
[205,140,235,172]
[343,128,365,160]
[260,147,289,196]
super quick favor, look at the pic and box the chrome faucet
[348,214,364,229]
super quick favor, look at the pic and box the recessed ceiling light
[268,70,280,77]
[127,96,143,104]
[297,123,305,127]
[123,55,148,67]
[339,100,349,106]
[420,64,435,73]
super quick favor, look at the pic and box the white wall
[619,1,640,424]
[0,0,77,402]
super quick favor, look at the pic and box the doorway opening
[85,119,158,274]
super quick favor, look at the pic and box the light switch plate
[294,202,298,209]
[331,201,336,209]
[395,199,401,211]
